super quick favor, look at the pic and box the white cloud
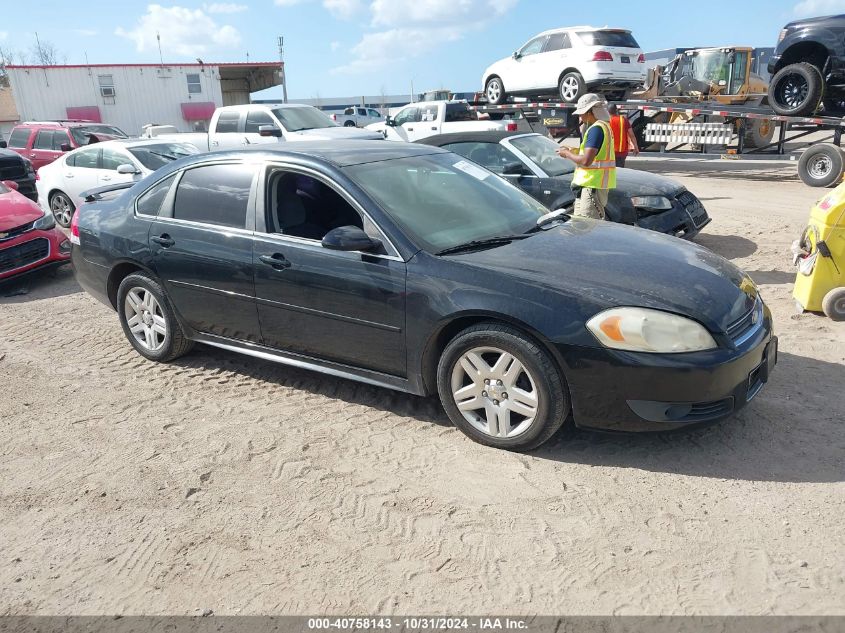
[793,0,845,15]
[330,40,341,51]
[116,4,241,58]
[204,2,248,12]
[323,0,364,19]
[335,0,518,74]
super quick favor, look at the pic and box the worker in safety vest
[557,94,616,220]
[608,103,639,168]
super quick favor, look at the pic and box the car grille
[677,191,709,228]
[0,220,36,242]
[0,161,27,180]
[0,237,49,274]
[683,398,735,421]
[726,298,763,345]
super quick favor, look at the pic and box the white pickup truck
[367,100,513,142]
[328,106,385,127]
[141,103,382,151]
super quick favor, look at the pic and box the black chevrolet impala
[71,142,776,450]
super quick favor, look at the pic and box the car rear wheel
[344,121,356,127]
[117,273,193,362]
[768,63,824,117]
[437,323,569,451]
[559,72,585,103]
[49,191,75,228]
[485,77,506,105]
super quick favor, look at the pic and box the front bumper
[0,228,71,282]
[635,193,711,240]
[557,316,776,432]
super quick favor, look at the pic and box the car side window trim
[134,173,180,218]
[256,161,404,262]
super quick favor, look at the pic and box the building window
[98,75,115,98]
[187,73,202,94]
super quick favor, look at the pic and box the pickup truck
[328,106,385,127]
[367,100,514,142]
[141,103,383,151]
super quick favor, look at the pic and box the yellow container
[793,183,845,320]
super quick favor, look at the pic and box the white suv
[481,27,646,105]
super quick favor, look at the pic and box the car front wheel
[49,191,75,228]
[437,323,569,450]
[117,273,194,362]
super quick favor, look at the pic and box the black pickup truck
[0,140,38,202]
[768,13,845,116]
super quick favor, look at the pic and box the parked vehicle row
[6,120,129,170]
[328,106,385,127]
[367,100,514,142]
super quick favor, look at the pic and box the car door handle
[260,253,291,270]
[64,173,74,178]
[407,127,414,131]
[211,140,219,147]
[101,176,112,181]
[151,234,175,248]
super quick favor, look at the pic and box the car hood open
[451,219,757,333]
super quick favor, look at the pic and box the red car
[6,120,128,171]
[0,180,70,282]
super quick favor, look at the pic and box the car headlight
[630,195,672,210]
[586,307,717,353]
[33,212,56,230]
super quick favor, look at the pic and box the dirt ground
[1,159,843,616]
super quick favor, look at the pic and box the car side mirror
[321,225,382,252]
[512,51,521,60]
[60,143,72,152]
[2,179,19,190]
[501,162,527,176]
[259,125,283,137]
[385,115,395,127]
[116,163,140,175]
[0,140,7,148]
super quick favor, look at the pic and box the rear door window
[544,32,571,52]
[8,128,32,149]
[137,174,177,217]
[215,111,241,133]
[33,130,56,150]
[67,147,101,168]
[173,163,256,229]
[576,30,640,48]
[444,104,475,122]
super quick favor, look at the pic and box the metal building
[5,61,283,136]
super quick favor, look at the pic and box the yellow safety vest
[572,120,616,190]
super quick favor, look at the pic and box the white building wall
[7,65,225,135]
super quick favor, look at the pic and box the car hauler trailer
[467,100,845,187]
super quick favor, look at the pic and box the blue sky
[1,0,843,100]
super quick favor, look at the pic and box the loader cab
[678,48,754,103]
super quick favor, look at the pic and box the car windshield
[509,135,575,177]
[128,143,199,170]
[682,50,732,83]
[576,30,639,48]
[69,125,128,145]
[345,152,549,253]
[270,106,338,132]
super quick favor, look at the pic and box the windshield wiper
[436,234,530,256]
[146,151,182,161]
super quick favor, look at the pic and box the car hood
[450,219,757,333]
[0,190,44,230]
[289,127,384,141]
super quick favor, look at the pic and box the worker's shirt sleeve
[584,126,604,151]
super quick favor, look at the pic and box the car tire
[49,191,75,228]
[437,322,569,451]
[485,77,506,105]
[559,72,585,103]
[344,121,356,127]
[768,63,824,117]
[798,143,844,187]
[822,287,845,321]
[116,272,194,362]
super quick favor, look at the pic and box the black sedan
[72,142,775,451]
[419,131,711,239]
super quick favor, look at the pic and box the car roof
[536,26,631,36]
[418,131,539,146]
[18,121,117,129]
[206,140,449,168]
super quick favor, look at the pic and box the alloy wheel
[778,74,809,109]
[124,287,167,352]
[487,80,501,103]
[450,346,539,438]
[50,194,73,227]
[561,77,580,101]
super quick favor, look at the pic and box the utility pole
[277,36,288,103]
[156,31,164,66]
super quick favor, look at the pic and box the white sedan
[36,139,199,227]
